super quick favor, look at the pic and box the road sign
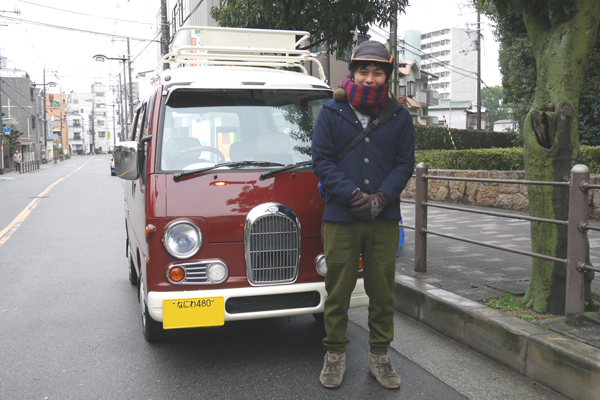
[4,126,10,133]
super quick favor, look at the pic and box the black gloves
[348,190,390,221]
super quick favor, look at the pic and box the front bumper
[147,279,368,322]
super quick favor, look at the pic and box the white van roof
[153,26,326,85]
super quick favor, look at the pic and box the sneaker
[320,352,346,388]
[368,352,401,389]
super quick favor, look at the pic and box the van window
[158,89,330,171]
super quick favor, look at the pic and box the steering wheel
[171,146,226,167]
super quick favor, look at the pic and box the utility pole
[390,13,399,97]
[121,64,128,137]
[160,0,170,57]
[0,75,4,175]
[476,11,482,131]
[127,38,134,125]
[43,68,47,162]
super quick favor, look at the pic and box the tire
[128,248,137,286]
[139,278,165,343]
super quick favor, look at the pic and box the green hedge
[414,125,519,150]
[415,145,600,173]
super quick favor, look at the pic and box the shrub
[414,125,518,150]
[415,146,600,173]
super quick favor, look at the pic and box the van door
[126,105,147,277]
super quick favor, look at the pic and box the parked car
[114,26,368,342]
[110,157,116,176]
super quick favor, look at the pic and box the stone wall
[401,170,600,220]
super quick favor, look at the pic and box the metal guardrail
[408,162,598,327]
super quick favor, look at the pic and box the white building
[91,82,109,153]
[413,28,478,103]
[67,92,94,155]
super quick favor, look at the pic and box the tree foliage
[1,117,22,158]
[481,85,510,125]
[474,0,600,315]
[210,0,409,55]
[483,4,600,145]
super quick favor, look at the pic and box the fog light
[207,262,228,284]
[168,266,185,283]
[316,254,327,276]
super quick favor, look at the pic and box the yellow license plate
[162,297,224,329]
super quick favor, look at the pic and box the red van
[115,27,368,342]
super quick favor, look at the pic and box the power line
[0,15,160,43]
[16,0,156,26]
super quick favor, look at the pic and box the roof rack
[154,26,326,82]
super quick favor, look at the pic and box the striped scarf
[340,78,389,115]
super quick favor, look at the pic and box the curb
[393,274,600,400]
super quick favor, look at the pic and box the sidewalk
[394,202,600,400]
[0,158,59,180]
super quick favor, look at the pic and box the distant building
[0,69,44,163]
[429,99,489,130]
[401,28,478,104]
[67,92,94,155]
[92,81,109,154]
[493,119,517,132]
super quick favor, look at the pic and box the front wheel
[139,278,165,342]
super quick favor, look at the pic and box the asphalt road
[0,155,564,400]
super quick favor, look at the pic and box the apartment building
[0,69,44,163]
[67,92,94,155]
[91,82,109,154]
[401,28,478,104]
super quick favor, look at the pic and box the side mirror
[114,141,139,180]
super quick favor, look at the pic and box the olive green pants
[321,219,399,355]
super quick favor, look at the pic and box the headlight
[163,220,202,259]
[316,254,327,276]
[207,262,228,284]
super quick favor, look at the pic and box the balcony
[415,90,439,107]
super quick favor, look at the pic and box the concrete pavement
[395,201,600,400]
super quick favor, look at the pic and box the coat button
[364,179,370,185]
[365,137,370,142]
[364,158,369,163]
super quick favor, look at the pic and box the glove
[350,192,390,221]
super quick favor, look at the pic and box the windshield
[159,88,331,171]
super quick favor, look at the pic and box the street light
[93,54,133,135]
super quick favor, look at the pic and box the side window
[129,112,139,142]
[142,97,153,139]
[134,105,146,143]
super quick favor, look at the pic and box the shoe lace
[324,356,343,373]
[375,356,395,376]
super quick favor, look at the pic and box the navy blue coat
[312,98,415,222]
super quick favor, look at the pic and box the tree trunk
[521,0,600,314]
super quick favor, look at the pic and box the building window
[95,92,105,97]
[98,131,106,137]
[73,120,81,127]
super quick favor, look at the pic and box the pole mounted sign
[4,126,9,133]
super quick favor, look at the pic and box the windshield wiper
[173,161,284,182]
[259,160,312,180]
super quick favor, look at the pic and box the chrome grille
[245,203,301,285]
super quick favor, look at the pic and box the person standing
[311,40,415,390]
[13,150,21,173]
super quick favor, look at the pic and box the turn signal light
[168,266,185,282]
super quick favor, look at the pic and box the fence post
[415,162,428,272]
[565,164,590,326]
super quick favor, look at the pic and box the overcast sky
[0,0,502,95]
